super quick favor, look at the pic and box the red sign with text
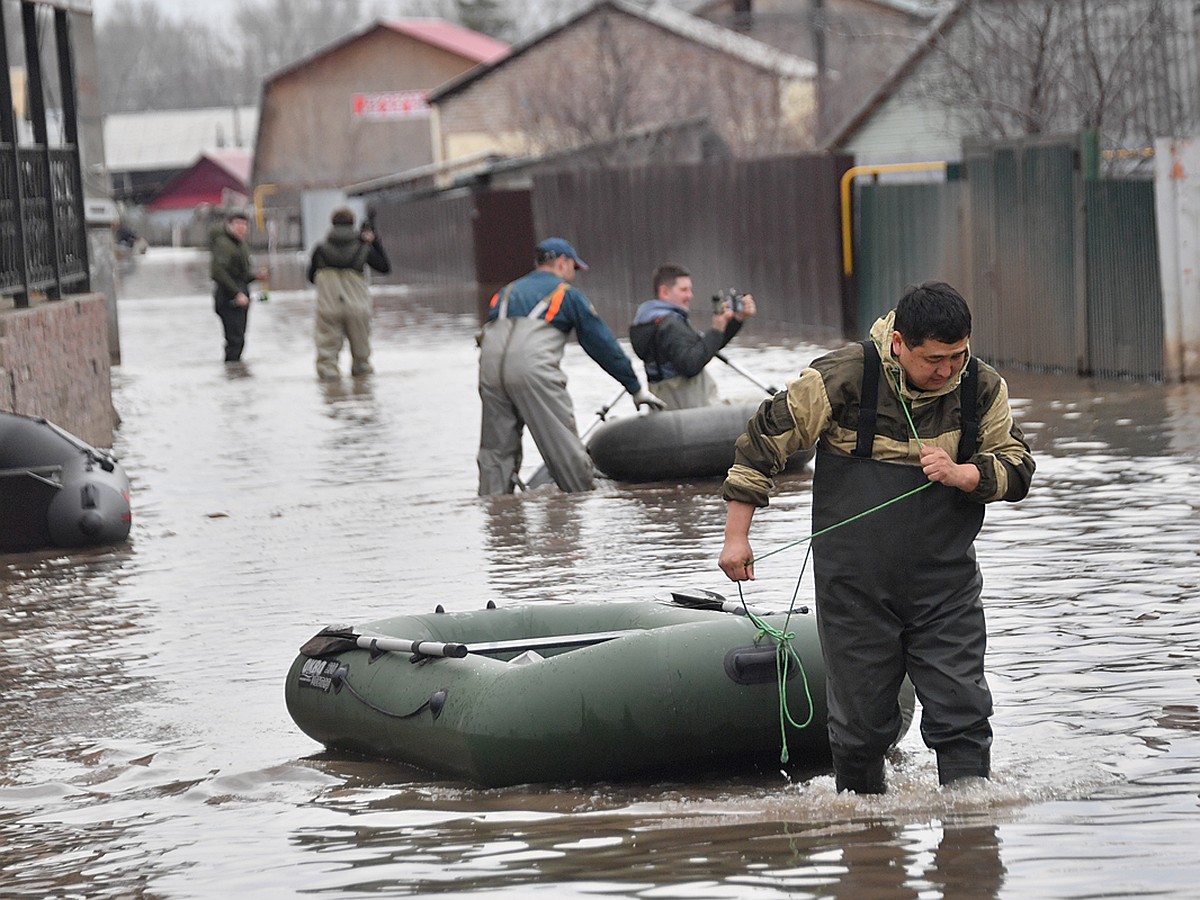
[352,92,431,120]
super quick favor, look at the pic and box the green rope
[748,481,932,566]
[737,574,815,764]
[740,362,930,765]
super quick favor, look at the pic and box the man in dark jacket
[629,264,757,409]
[209,210,263,362]
[718,282,1035,794]
[307,207,391,379]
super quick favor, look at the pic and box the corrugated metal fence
[855,137,1164,379]
[368,139,1166,379]
[373,189,476,288]
[1084,180,1164,379]
[530,156,852,342]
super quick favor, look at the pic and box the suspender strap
[493,285,514,318]
[526,283,568,321]
[956,356,980,464]
[855,340,880,458]
[493,282,567,321]
[858,339,980,463]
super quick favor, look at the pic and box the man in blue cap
[477,237,665,494]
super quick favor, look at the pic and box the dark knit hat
[331,207,355,226]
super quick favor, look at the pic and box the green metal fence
[855,181,964,334]
[1084,180,1164,379]
[854,136,1165,379]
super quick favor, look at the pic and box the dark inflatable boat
[587,400,811,483]
[0,410,131,553]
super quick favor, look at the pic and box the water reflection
[483,493,585,594]
[287,765,1009,898]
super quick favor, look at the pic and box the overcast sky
[87,0,586,28]
[90,0,253,22]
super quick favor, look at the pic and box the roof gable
[265,18,510,87]
[825,0,1200,154]
[430,0,814,103]
[204,149,253,184]
[147,152,252,211]
[822,1,964,150]
[381,19,509,64]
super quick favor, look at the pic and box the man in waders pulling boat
[718,282,1035,793]
[477,238,665,495]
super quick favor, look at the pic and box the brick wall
[0,295,118,447]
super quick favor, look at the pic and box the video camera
[712,288,744,315]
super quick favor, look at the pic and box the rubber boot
[937,747,990,786]
[835,759,886,795]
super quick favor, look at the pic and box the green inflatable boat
[285,594,916,786]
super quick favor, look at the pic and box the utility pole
[811,0,827,137]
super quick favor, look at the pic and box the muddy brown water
[2,248,1199,898]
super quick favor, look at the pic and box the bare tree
[921,0,1199,160]
[94,0,527,112]
[233,0,372,84]
[96,0,236,111]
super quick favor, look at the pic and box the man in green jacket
[209,210,264,363]
[718,282,1034,794]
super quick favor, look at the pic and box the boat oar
[300,625,644,660]
[521,386,627,490]
[669,588,783,617]
[714,352,778,396]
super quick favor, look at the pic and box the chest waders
[810,341,991,792]
[313,268,373,378]
[477,284,595,495]
[649,370,720,410]
[641,316,720,411]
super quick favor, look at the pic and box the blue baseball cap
[536,237,588,271]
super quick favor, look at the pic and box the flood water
[3,247,1200,898]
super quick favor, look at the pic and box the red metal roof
[205,149,253,184]
[147,151,252,211]
[381,19,509,64]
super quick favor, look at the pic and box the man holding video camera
[629,263,757,410]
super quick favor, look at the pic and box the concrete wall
[0,295,117,447]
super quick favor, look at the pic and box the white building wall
[843,98,965,165]
[1155,136,1200,382]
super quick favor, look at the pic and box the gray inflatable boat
[587,401,812,483]
[0,411,131,553]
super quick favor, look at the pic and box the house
[147,150,252,213]
[104,106,257,205]
[685,0,945,139]
[250,18,509,227]
[426,0,817,166]
[824,0,1200,169]
[138,149,253,244]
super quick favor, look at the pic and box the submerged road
[2,247,1199,898]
